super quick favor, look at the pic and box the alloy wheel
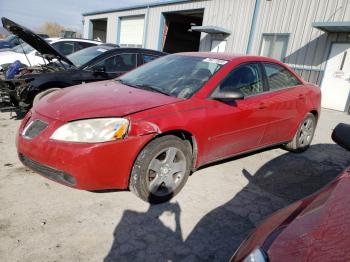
[147,147,187,197]
[298,118,314,146]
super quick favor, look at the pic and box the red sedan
[231,123,350,262]
[16,53,321,203]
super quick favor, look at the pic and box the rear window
[67,46,110,67]
[263,63,302,90]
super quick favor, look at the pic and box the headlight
[50,118,129,143]
[243,248,267,262]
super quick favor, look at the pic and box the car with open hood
[231,123,350,262]
[0,37,102,67]
[0,17,165,111]
[16,52,321,203]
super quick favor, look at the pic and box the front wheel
[284,113,316,153]
[130,135,192,204]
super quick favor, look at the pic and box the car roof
[48,38,102,44]
[78,47,166,69]
[175,52,241,61]
[175,52,280,63]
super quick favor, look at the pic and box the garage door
[119,16,145,48]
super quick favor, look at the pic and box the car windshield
[67,46,110,67]
[118,55,227,99]
[12,42,35,53]
[4,35,16,42]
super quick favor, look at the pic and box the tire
[284,113,316,153]
[33,88,61,105]
[130,135,192,204]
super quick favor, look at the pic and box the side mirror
[92,65,106,74]
[210,90,244,101]
[332,123,350,151]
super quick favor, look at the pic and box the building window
[260,34,289,61]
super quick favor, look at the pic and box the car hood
[1,17,74,66]
[0,50,25,58]
[0,50,16,57]
[231,168,350,262]
[268,168,350,261]
[34,80,182,122]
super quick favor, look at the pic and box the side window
[93,53,137,73]
[52,41,75,55]
[263,63,302,90]
[142,54,158,64]
[217,63,264,97]
[76,42,96,51]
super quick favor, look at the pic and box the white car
[0,38,102,66]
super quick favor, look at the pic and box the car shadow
[104,143,350,261]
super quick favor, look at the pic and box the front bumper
[16,110,154,190]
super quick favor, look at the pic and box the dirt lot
[0,109,349,262]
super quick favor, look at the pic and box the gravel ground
[0,109,349,262]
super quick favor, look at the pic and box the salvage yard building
[82,0,350,113]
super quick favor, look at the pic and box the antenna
[18,37,32,67]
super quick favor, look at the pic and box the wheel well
[155,130,198,169]
[127,129,198,189]
[310,110,318,120]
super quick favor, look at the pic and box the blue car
[0,35,20,49]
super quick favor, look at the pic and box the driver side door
[204,62,271,162]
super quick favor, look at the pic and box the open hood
[1,17,74,66]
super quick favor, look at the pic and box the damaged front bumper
[0,76,32,112]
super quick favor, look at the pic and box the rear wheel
[33,88,61,105]
[130,135,192,204]
[284,113,316,152]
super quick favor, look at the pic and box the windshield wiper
[117,80,170,96]
[133,83,170,96]
[116,79,131,86]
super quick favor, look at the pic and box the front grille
[22,119,48,139]
[19,154,76,186]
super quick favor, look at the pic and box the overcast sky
[0,0,159,32]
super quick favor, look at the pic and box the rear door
[90,53,138,78]
[140,53,160,65]
[78,53,138,83]
[259,62,304,145]
[205,62,271,161]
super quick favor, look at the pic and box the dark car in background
[231,123,350,262]
[0,17,166,111]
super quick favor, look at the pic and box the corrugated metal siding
[83,8,148,43]
[199,0,255,53]
[83,0,255,52]
[251,0,350,84]
[83,0,350,84]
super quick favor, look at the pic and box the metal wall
[82,0,256,53]
[250,0,350,85]
[83,0,350,85]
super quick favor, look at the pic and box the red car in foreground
[16,53,321,203]
[231,123,350,262]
